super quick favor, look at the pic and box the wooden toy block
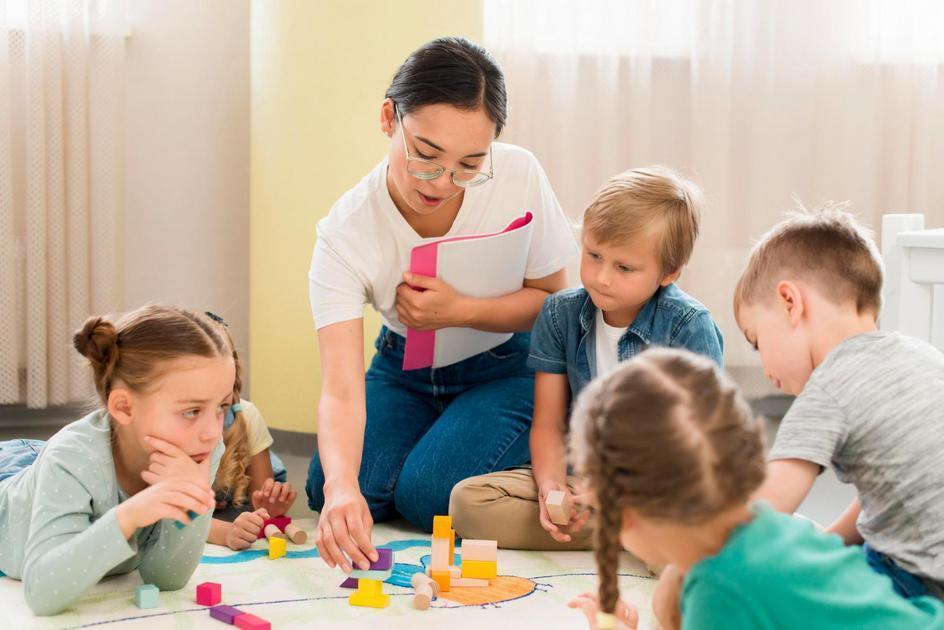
[545,490,571,526]
[268,535,286,559]
[431,569,451,593]
[452,577,489,587]
[234,612,271,630]
[460,539,498,562]
[195,581,222,606]
[255,514,292,540]
[263,524,286,540]
[425,564,460,578]
[349,546,394,579]
[430,537,450,570]
[461,559,497,579]
[339,576,359,589]
[413,583,434,610]
[432,515,452,538]
[210,604,244,624]
[283,522,307,544]
[134,584,160,609]
[448,529,455,565]
[349,578,390,608]
[411,572,440,597]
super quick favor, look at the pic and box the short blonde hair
[733,202,883,316]
[582,166,703,275]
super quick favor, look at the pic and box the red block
[255,515,292,540]
[234,612,271,630]
[195,581,221,606]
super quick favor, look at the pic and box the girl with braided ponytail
[567,348,944,630]
[0,305,233,615]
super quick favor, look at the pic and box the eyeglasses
[395,104,493,188]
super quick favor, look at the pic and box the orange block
[432,515,452,538]
[431,569,451,593]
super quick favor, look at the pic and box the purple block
[210,605,244,624]
[339,577,358,589]
[371,547,393,571]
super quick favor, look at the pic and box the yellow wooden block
[268,536,286,559]
[357,578,383,596]
[349,592,390,608]
[431,569,451,593]
[461,559,497,579]
[432,515,452,538]
[448,529,455,565]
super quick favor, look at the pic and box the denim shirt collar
[577,286,661,344]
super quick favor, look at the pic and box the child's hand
[568,592,638,629]
[538,481,591,543]
[116,479,215,539]
[225,508,270,550]
[140,435,212,487]
[251,479,297,517]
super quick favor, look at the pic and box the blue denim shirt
[528,284,724,399]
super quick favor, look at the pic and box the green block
[349,566,393,581]
[134,584,160,609]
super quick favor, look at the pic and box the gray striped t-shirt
[769,330,944,584]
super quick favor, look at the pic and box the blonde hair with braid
[569,348,767,615]
[209,323,253,507]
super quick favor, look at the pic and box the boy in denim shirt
[450,166,723,549]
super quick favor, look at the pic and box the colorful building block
[283,522,307,544]
[255,514,292,540]
[413,583,434,610]
[134,584,160,609]
[430,537,450,570]
[452,577,489,587]
[461,559,498,580]
[339,576,359,589]
[431,569,451,593]
[425,564,460,578]
[350,547,394,580]
[461,539,498,562]
[269,535,286,559]
[210,604,244,624]
[432,515,452,538]
[448,528,455,566]
[348,578,390,608]
[196,581,222,606]
[545,490,572,525]
[234,612,271,630]
[411,572,440,597]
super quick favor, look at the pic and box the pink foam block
[255,515,292,540]
[195,581,221,606]
[234,613,271,630]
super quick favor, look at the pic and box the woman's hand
[225,508,270,550]
[568,592,639,629]
[251,479,297,518]
[116,479,216,539]
[315,480,378,573]
[537,481,593,543]
[395,272,467,330]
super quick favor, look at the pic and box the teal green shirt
[0,410,223,615]
[682,502,944,629]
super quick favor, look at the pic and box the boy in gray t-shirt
[734,204,944,599]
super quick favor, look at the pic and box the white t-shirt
[594,309,626,377]
[309,142,578,335]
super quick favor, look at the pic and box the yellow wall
[250,1,483,432]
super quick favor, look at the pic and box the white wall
[124,0,251,387]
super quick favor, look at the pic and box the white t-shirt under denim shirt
[309,143,579,336]
[594,309,625,376]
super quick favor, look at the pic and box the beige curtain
[485,0,944,374]
[0,0,125,407]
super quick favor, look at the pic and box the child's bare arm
[754,458,820,513]
[531,372,570,489]
[827,497,864,545]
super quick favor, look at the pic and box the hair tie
[205,311,228,327]
[230,402,243,413]
[596,612,616,629]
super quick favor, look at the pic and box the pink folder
[403,212,534,370]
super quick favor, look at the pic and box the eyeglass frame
[394,103,494,188]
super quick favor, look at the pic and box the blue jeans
[864,543,934,599]
[0,439,44,482]
[307,326,535,532]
